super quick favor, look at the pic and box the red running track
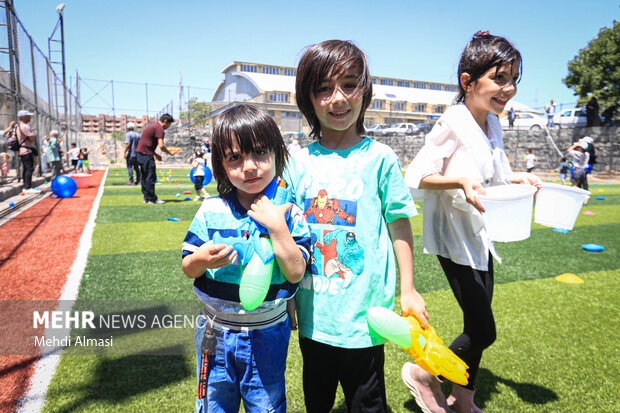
[0,170,104,412]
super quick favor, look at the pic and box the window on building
[372,78,377,84]
[434,105,445,113]
[281,111,301,118]
[416,104,426,112]
[240,64,258,73]
[414,82,427,89]
[392,102,406,111]
[269,92,289,102]
[262,66,280,75]
[430,84,442,90]
[380,79,394,86]
[397,80,410,88]
[284,68,296,76]
[445,85,457,92]
[372,100,385,110]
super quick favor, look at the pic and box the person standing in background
[46,130,61,179]
[124,122,141,185]
[508,106,516,129]
[545,99,556,128]
[586,96,599,127]
[16,110,38,193]
[135,113,175,204]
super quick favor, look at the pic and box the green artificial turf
[42,172,620,412]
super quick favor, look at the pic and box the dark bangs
[456,33,522,104]
[296,40,372,139]
[211,104,288,196]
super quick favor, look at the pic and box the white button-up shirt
[405,104,512,271]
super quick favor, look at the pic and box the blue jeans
[194,318,290,413]
[547,115,554,127]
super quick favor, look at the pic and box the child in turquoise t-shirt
[284,39,429,412]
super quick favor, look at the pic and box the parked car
[382,123,419,135]
[415,122,435,134]
[553,108,587,128]
[365,123,389,136]
[500,112,547,130]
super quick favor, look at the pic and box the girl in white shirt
[403,31,540,413]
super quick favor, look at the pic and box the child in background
[523,148,536,172]
[567,142,590,190]
[191,148,209,201]
[181,104,312,413]
[285,39,428,412]
[0,152,10,183]
[68,143,80,173]
[80,148,90,174]
[556,157,571,185]
[404,31,540,413]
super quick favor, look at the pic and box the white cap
[578,141,588,149]
[581,136,593,144]
[17,110,33,118]
[127,122,135,129]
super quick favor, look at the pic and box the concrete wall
[82,126,619,174]
[293,127,620,174]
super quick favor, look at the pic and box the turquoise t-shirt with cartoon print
[283,137,417,348]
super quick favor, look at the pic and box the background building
[81,114,151,133]
[207,61,535,133]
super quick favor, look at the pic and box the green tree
[180,98,212,127]
[563,21,620,109]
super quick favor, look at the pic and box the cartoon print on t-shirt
[316,228,364,288]
[303,189,356,226]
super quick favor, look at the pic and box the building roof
[235,71,296,93]
[215,62,537,113]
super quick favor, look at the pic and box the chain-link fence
[0,0,80,183]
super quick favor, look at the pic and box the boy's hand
[401,290,430,329]
[287,299,298,330]
[194,241,237,269]
[248,195,290,234]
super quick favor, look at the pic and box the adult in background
[601,104,617,126]
[135,113,175,204]
[46,130,61,179]
[508,106,516,129]
[16,110,38,193]
[586,96,599,127]
[124,122,141,185]
[3,120,17,169]
[545,99,556,128]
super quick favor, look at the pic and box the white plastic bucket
[478,184,537,242]
[68,174,92,189]
[534,183,590,230]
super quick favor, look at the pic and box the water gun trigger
[212,232,253,265]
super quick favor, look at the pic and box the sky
[16,0,620,117]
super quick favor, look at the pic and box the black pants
[20,152,35,189]
[127,157,141,182]
[438,255,496,390]
[136,152,156,202]
[299,337,387,413]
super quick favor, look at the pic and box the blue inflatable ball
[204,167,213,185]
[51,175,77,198]
[9,202,14,207]
[189,168,195,184]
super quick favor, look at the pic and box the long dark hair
[296,40,373,139]
[211,104,288,196]
[456,31,522,104]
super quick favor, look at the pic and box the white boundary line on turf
[17,167,109,413]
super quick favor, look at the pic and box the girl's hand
[194,241,236,269]
[401,290,430,329]
[460,177,486,213]
[248,195,291,234]
[512,172,542,187]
